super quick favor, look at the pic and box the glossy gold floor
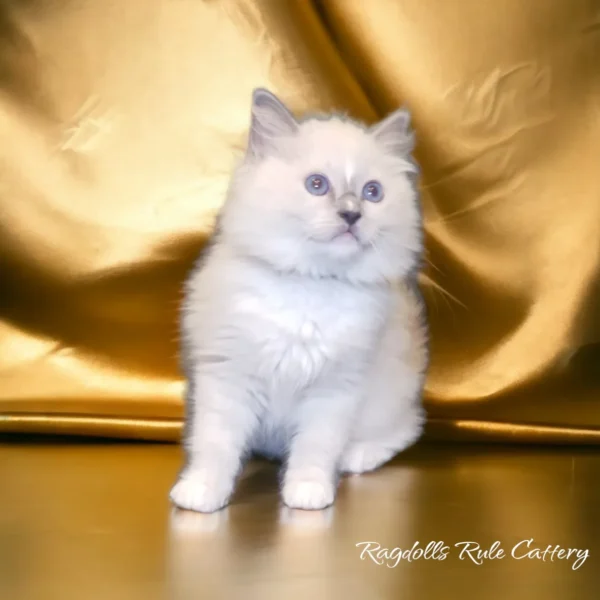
[1,440,599,599]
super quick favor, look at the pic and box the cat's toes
[282,472,335,511]
[340,443,394,475]
[169,469,234,513]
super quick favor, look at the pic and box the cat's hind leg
[340,284,428,476]
[340,404,424,475]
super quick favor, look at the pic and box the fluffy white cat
[170,89,428,513]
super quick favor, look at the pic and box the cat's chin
[310,234,364,261]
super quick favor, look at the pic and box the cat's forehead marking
[344,161,355,187]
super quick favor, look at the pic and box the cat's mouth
[311,226,367,249]
[332,226,361,244]
[336,231,358,242]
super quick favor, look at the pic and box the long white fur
[170,89,428,513]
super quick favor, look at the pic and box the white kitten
[170,89,428,513]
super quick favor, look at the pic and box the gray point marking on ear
[248,88,298,158]
[369,107,415,155]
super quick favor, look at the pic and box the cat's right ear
[248,88,298,159]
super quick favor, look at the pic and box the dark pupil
[312,178,322,189]
[368,185,377,196]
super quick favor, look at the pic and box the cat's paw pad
[341,443,394,475]
[169,469,233,513]
[282,474,335,511]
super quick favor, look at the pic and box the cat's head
[220,88,423,283]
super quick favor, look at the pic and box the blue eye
[305,173,330,196]
[362,180,384,202]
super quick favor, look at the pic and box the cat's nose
[338,210,362,226]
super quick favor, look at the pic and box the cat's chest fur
[226,266,387,392]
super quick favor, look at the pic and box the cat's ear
[248,88,298,158]
[369,107,415,155]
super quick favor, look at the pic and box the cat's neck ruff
[227,243,399,291]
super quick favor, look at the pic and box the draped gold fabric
[1,0,599,443]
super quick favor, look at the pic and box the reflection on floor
[1,439,598,599]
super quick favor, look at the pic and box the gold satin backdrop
[1,0,599,443]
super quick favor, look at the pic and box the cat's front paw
[282,470,335,511]
[169,468,234,513]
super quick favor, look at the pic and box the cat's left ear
[248,88,298,159]
[369,108,415,155]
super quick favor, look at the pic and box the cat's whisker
[423,254,442,274]
[420,273,466,310]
